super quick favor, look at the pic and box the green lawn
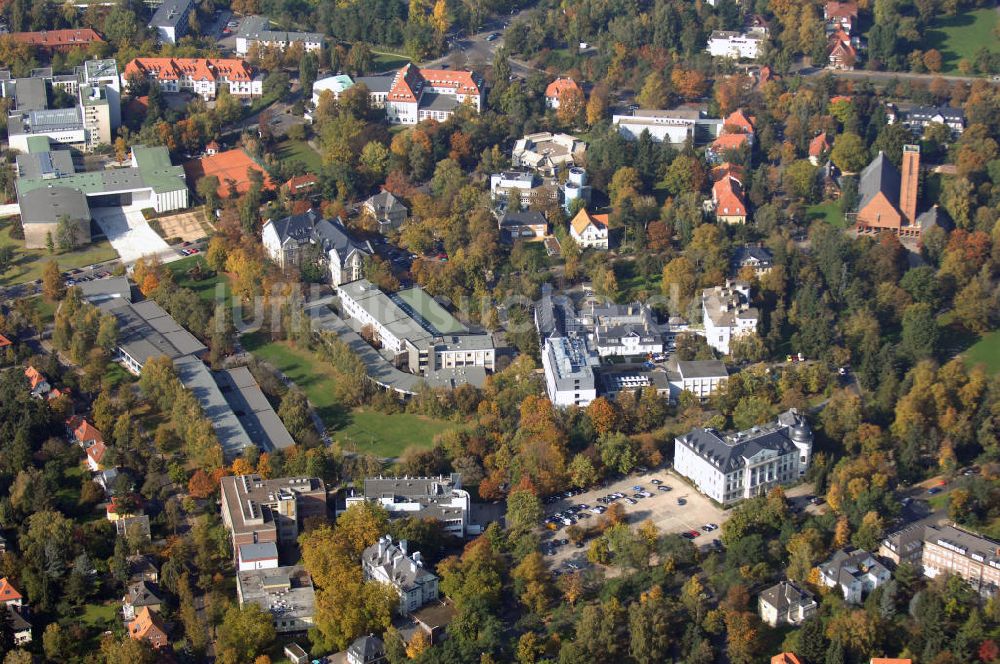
[79,602,120,629]
[275,139,323,173]
[806,201,847,229]
[242,332,455,457]
[924,7,1000,73]
[336,409,458,458]
[614,260,660,300]
[167,255,231,303]
[0,219,118,286]
[964,329,1000,374]
[372,51,411,72]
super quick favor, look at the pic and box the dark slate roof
[760,581,814,611]
[857,152,900,213]
[676,409,811,473]
[916,205,953,232]
[366,190,407,215]
[314,217,372,258]
[500,210,547,228]
[271,211,372,259]
[908,105,965,122]
[6,605,29,632]
[270,209,322,244]
[127,580,163,607]
[733,245,773,266]
[535,287,575,339]
[348,635,385,662]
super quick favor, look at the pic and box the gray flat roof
[175,355,255,459]
[239,541,278,562]
[99,298,206,366]
[149,0,192,28]
[677,359,728,379]
[355,75,395,93]
[421,92,460,112]
[217,366,295,452]
[18,185,90,224]
[13,77,47,111]
[16,149,75,179]
[75,276,132,303]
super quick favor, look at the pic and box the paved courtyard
[155,209,209,242]
[540,467,729,571]
[90,205,170,263]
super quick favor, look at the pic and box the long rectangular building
[98,298,206,374]
[922,524,1000,596]
[220,475,327,549]
[346,474,472,537]
[123,58,261,100]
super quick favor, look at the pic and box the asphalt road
[793,61,995,84]
[421,11,543,79]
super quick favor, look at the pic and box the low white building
[237,542,280,572]
[587,303,663,357]
[758,581,817,627]
[673,409,812,505]
[362,536,439,614]
[702,281,759,355]
[346,475,473,537]
[490,170,542,208]
[819,549,891,604]
[613,109,723,145]
[706,30,765,60]
[667,359,729,401]
[541,336,600,407]
[569,208,609,250]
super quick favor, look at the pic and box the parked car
[591,506,606,514]
[486,32,500,41]
[632,485,644,491]
[624,497,637,505]
[687,530,701,538]
[677,498,686,505]
[927,487,943,495]
[657,485,672,492]
[650,479,662,485]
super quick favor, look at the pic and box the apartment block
[220,475,327,549]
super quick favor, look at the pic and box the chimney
[399,539,408,555]
[900,144,920,226]
[377,536,387,559]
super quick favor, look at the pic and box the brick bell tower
[900,144,920,227]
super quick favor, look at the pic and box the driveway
[90,205,170,263]
[541,467,728,571]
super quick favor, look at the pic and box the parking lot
[539,467,728,573]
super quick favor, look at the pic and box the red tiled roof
[47,386,71,400]
[570,208,608,235]
[183,149,276,198]
[723,109,755,134]
[809,133,832,157]
[8,28,104,49]
[74,419,104,446]
[0,334,13,348]
[0,578,22,604]
[830,95,853,104]
[828,30,856,60]
[87,441,107,465]
[124,58,254,85]
[545,77,581,99]
[107,494,143,515]
[825,0,858,20]
[712,163,747,217]
[870,660,912,664]
[387,64,482,104]
[284,174,318,191]
[772,655,803,664]
[129,607,169,648]
[711,133,749,152]
[24,366,46,390]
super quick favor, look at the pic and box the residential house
[24,366,50,398]
[569,208,609,249]
[666,358,729,401]
[824,0,858,34]
[205,140,220,155]
[0,578,24,607]
[238,542,280,572]
[702,281,759,355]
[235,15,323,55]
[220,475,327,549]
[128,607,169,649]
[347,635,387,664]
[921,524,1000,596]
[363,536,439,614]
[588,303,664,357]
[895,105,966,136]
[284,174,319,197]
[362,190,409,232]
[711,163,749,224]
[85,439,107,472]
[116,515,151,540]
[148,0,192,44]
[809,133,833,165]
[123,58,262,100]
[855,146,926,238]
[499,210,549,242]
[732,245,774,276]
[773,655,804,664]
[706,30,766,59]
[127,555,159,584]
[819,548,891,603]
[7,605,31,645]
[545,78,582,109]
[828,29,858,70]
[384,64,484,125]
[345,475,473,537]
[237,565,316,632]
[758,581,817,627]
[105,494,143,522]
[285,643,310,664]
[122,581,163,621]
[870,659,912,664]
[673,409,813,505]
[512,132,586,176]
[261,210,372,287]
[707,132,750,163]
